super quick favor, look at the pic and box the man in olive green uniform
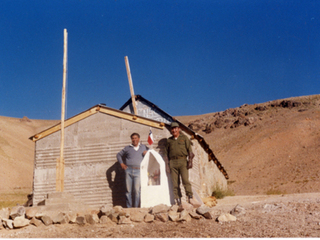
[164,122,194,208]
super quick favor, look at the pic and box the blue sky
[0,0,319,120]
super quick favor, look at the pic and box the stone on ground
[113,206,123,213]
[179,210,192,222]
[130,211,146,222]
[118,216,132,224]
[68,211,77,223]
[189,210,202,219]
[2,218,13,229]
[52,212,69,224]
[10,206,26,220]
[25,207,38,219]
[13,216,30,228]
[155,213,168,222]
[169,205,179,213]
[99,205,114,217]
[196,205,213,219]
[152,204,169,214]
[41,215,53,226]
[189,198,202,208]
[168,210,180,222]
[85,214,99,225]
[217,213,237,222]
[30,217,43,227]
[109,212,119,223]
[100,215,115,224]
[230,204,246,217]
[76,216,86,225]
[144,213,154,223]
[196,205,211,215]
[181,202,194,211]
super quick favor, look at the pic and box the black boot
[187,195,193,204]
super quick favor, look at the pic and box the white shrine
[140,149,174,208]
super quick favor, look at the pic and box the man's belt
[170,156,186,160]
[127,166,140,169]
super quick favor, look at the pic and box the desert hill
[0,116,58,192]
[0,94,319,197]
[177,94,320,195]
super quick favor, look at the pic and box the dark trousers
[169,159,193,199]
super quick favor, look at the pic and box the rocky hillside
[177,94,320,195]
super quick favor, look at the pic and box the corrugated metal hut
[30,96,228,208]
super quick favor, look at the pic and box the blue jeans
[125,167,141,208]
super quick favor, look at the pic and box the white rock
[2,218,13,229]
[10,206,26,220]
[217,213,237,222]
[230,204,246,216]
[13,216,30,228]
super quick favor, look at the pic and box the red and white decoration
[147,129,154,145]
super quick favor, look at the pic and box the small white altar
[140,149,173,208]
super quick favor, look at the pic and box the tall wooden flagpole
[124,56,137,115]
[56,28,68,192]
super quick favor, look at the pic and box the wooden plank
[31,105,164,142]
[32,107,98,141]
[124,56,138,115]
[98,107,164,129]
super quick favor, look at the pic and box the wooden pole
[124,56,137,115]
[56,28,68,192]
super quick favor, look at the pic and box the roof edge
[29,104,165,142]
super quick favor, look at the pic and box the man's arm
[117,148,128,170]
[142,144,149,156]
[163,140,170,173]
[186,137,194,169]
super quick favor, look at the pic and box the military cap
[170,122,179,128]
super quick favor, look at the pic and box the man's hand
[143,150,148,156]
[187,152,194,169]
[120,163,127,170]
[187,159,193,169]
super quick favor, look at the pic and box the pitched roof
[29,104,165,142]
[120,95,229,179]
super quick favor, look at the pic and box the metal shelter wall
[33,112,170,208]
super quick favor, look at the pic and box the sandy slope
[0,116,58,192]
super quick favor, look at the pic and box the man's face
[170,126,180,138]
[131,135,140,147]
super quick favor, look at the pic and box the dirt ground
[1,192,320,238]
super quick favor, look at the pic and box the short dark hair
[130,133,140,139]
